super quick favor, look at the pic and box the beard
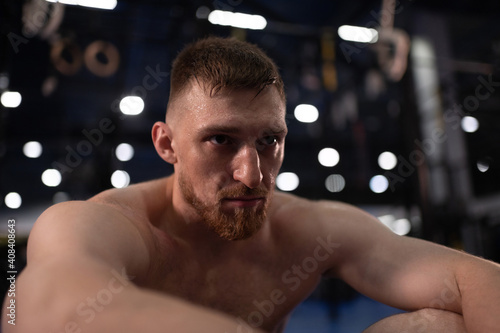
[178,172,269,241]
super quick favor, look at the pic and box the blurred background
[1,0,500,331]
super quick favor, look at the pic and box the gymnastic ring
[50,39,83,76]
[84,41,120,77]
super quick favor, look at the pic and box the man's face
[169,82,287,240]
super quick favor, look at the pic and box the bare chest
[146,247,322,332]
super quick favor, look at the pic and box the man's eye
[258,136,277,146]
[209,135,230,145]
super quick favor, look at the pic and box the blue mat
[285,295,405,333]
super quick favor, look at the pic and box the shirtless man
[3,36,500,333]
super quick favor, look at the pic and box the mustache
[217,185,269,200]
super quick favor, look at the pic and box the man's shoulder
[37,200,118,224]
[86,177,169,219]
[268,191,325,239]
[270,190,310,211]
[33,200,137,243]
[31,195,154,275]
[33,177,170,244]
[88,177,168,205]
[266,192,347,275]
[268,191,376,243]
[270,191,354,220]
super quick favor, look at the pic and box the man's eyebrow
[265,127,288,135]
[198,125,241,135]
[269,122,289,134]
[198,125,287,135]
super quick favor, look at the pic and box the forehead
[178,82,287,131]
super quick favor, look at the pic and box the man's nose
[232,145,263,189]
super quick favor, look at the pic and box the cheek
[189,153,231,187]
[177,141,212,168]
[267,168,279,187]
[270,148,285,174]
[262,160,282,187]
[175,141,231,192]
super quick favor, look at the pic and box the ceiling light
[208,10,267,30]
[338,25,378,43]
[45,0,117,10]
[392,218,411,236]
[276,172,299,192]
[318,148,340,167]
[119,96,144,115]
[378,151,397,170]
[4,192,22,209]
[369,175,389,193]
[477,159,490,173]
[23,141,43,158]
[115,143,134,162]
[111,170,130,188]
[78,0,117,10]
[294,104,319,123]
[42,169,62,187]
[325,174,345,193]
[378,215,411,235]
[1,91,22,108]
[461,116,479,133]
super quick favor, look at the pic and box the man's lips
[222,196,265,207]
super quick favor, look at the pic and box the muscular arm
[1,201,258,333]
[311,200,500,332]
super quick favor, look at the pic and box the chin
[209,208,266,241]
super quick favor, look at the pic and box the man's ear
[152,121,177,164]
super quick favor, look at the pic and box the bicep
[346,236,463,313]
[319,202,463,313]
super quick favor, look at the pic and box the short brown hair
[169,36,285,103]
